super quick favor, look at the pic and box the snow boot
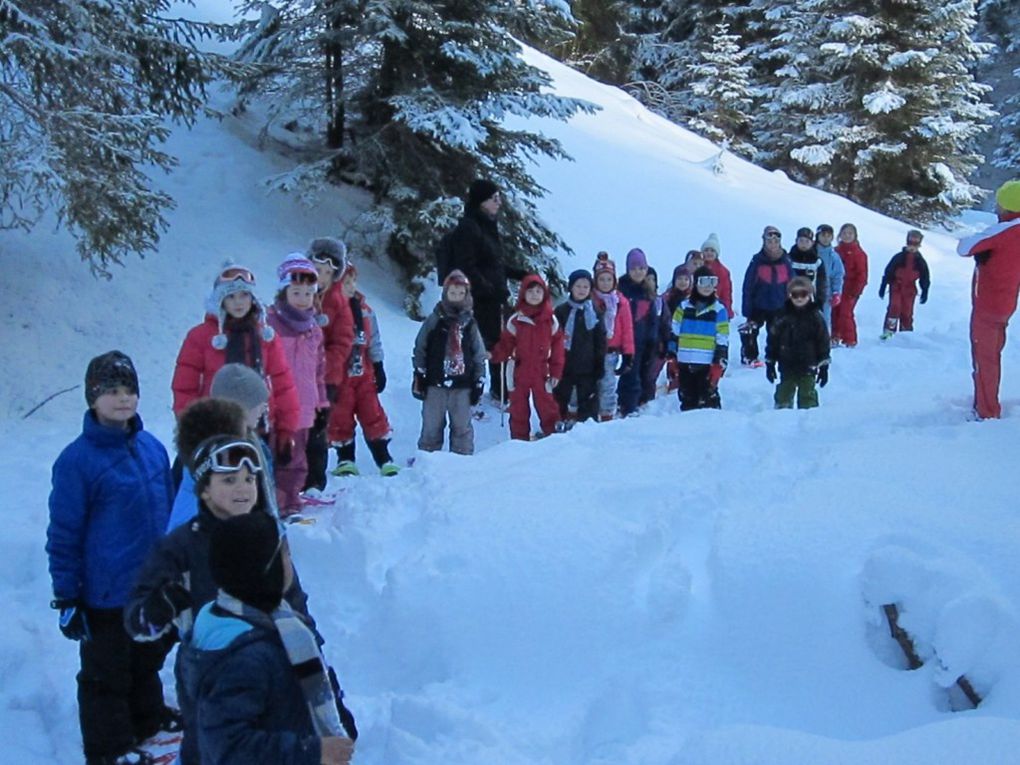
[330,442,358,477]
[367,438,399,477]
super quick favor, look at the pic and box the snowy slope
[2,38,1020,765]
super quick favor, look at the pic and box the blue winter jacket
[741,249,794,319]
[179,604,322,765]
[46,412,173,608]
[815,243,846,300]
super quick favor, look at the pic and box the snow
[3,27,1020,765]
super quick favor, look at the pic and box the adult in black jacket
[553,270,607,423]
[442,179,527,399]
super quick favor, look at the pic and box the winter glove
[766,361,777,384]
[878,286,886,299]
[816,364,829,388]
[469,379,484,407]
[412,372,426,401]
[920,292,928,305]
[313,407,330,431]
[615,353,633,376]
[52,598,89,642]
[271,429,295,467]
[373,361,387,393]
[328,666,359,741]
[708,363,725,388]
[974,250,992,266]
[830,293,842,308]
[326,384,339,405]
[139,581,191,637]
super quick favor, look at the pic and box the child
[684,249,705,271]
[789,227,829,316]
[591,253,634,420]
[660,265,693,393]
[327,261,398,475]
[700,233,734,318]
[765,277,832,409]
[616,248,658,416]
[267,254,329,515]
[46,351,177,765]
[640,267,666,404]
[490,274,565,440]
[171,262,300,475]
[668,266,730,410]
[305,238,348,491]
[832,223,868,347]
[814,224,846,331]
[412,270,488,454]
[553,269,607,424]
[880,229,931,339]
[180,512,356,765]
[126,431,338,765]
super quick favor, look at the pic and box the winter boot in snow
[367,438,399,476]
[331,441,359,477]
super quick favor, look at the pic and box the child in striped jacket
[668,266,730,410]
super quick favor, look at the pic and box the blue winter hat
[568,269,593,290]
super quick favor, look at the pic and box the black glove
[373,362,386,393]
[469,379,484,407]
[920,292,928,305]
[326,384,339,404]
[878,287,886,299]
[766,361,777,384]
[53,598,89,641]
[271,429,294,467]
[141,581,191,635]
[411,372,426,401]
[974,250,992,266]
[615,353,633,376]
[312,407,330,431]
[817,364,829,387]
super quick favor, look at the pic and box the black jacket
[765,300,831,375]
[554,299,607,378]
[788,243,829,307]
[448,208,514,303]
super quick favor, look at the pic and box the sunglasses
[193,440,263,484]
[790,290,812,299]
[696,275,719,288]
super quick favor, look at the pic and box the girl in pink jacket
[591,252,635,420]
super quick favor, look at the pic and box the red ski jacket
[957,212,1020,320]
[490,274,566,383]
[835,240,869,299]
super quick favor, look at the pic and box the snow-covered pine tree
[0,0,238,274]
[554,0,633,84]
[686,22,756,160]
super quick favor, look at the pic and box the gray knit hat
[211,363,269,412]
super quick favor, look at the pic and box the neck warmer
[273,298,318,334]
[596,290,619,338]
[563,299,599,350]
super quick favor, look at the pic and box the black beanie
[209,512,285,614]
[567,269,593,292]
[467,179,499,208]
[85,350,139,406]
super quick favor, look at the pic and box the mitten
[766,361,777,384]
[411,372,426,401]
[469,379,484,407]
[831,293,842,307]
[52,598,89,642]
[373,362,387,393]
[615,353,633,376]
[920,292,928,305]
[878,286,886,299]
[817,364,829,387]
[272,429,295,466]
[140,581,190,636]
[326,384,339,404]
[313,407,330,431]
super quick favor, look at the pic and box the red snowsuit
[957,211,1020,419]
[490,275,565,441]
[879,249,930,333]
[704,259,734,318]
[324,288,390,444]
[171,314,300,434]
[833,240,868,345]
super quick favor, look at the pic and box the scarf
[596,289,619,339]
[347,295,367,377]
[214,591,347,738]
[223,314,264,374]
[440,303,469,377]
[272,298,318,334]
[563,298,599,351]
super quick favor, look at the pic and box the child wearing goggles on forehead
[171,261,301,485]
[666,266,730,410]
[764,277,831,409]
[879,230,931,340]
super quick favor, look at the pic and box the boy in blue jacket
[46,351,177,765]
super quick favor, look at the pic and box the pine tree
[555,0,633,84]
[0,0,237,274]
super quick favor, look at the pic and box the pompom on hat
[593,251,617,289]
[995,180,1020,213]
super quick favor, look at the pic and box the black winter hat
[796,227,814,241]
[816,224,834,237]
[467,179,500,208]
[567,269,593,291]
[209,511,285,614]
[85,351,139,406]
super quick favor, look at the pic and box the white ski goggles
[193,439,263,484]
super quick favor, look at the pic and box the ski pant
[508,374,560,441]
[617,344,649,416]
[642,353,665,404]
[740,310,780,363]
[328,372,391,445]
[78,607,173,759]
[775,373,819,409]
[597,351,620,417]
[971,310,1009,419]
[832,294,860,345]
[884,285,917,333]
[553,373,599,422]
[476,300,507,400]
[275,428,309,515]
[302,408,330,492]
[677,363,720,411]
[419,387,474,454]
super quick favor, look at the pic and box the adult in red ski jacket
[490,274,565,440]
[171,264,300,449]
[879,230,930,337]
[832,223,868,347]
[957,180,1020,419]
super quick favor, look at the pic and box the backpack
[434,228,456,283]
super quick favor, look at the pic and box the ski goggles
[192,439,263,484]
[789,289,812,299]
[219,266,256,284]
[696,275,719,288]
[309,252,344,269]
[763,230,782,240]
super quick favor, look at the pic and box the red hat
[593,251,617,288]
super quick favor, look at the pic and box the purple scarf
[272,298,318,334]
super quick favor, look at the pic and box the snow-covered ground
[2,35,1020,765]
